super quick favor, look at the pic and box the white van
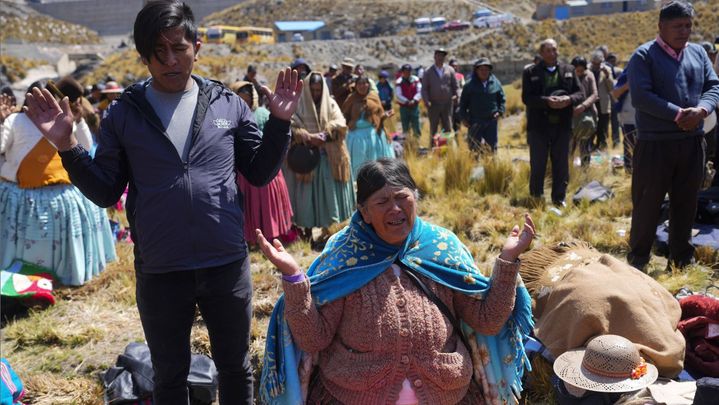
[414,17,432,34]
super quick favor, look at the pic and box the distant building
[274,21,331,42]
[27,0,240,36]
[535,0,660,20]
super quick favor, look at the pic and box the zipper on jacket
[123,87,205,259]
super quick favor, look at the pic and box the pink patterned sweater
[283,257,520,405]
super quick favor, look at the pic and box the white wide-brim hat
[553,335,659,393]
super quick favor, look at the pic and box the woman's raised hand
[261,67,303,122]
[256,229,302,277]
[499,214,535,262]
[0,94,16,123]
[23,87,77,151]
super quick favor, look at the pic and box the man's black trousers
[136,257,254,405]
[528,125,571,204]
[628,136,704,268]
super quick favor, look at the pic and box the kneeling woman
[258,158,535,405]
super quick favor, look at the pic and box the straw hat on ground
[554,335,659,393]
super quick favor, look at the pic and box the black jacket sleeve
[59,106,130,208]
[234,100,291,187]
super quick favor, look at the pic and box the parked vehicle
[414,17,432,34]
[473,8,492,19]
[439,20,471,31]
[430,17,446,31]
[292,33,304,42]
[198,25,275,45]
[473,13,514,29]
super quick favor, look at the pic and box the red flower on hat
[630,357,648,380]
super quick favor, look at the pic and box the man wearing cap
[88,83,104,106]
[395,64,423,139]
[22,1,302,403]
[376,70,394,111]
[626,1,719,271]
[459,58,505,152]
[291,58,311,80]
[422,48,459,145]
[522,38,584,207]
[332,57,357,107]
[324,64,338,94]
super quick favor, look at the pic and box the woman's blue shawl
[260,212,533,404]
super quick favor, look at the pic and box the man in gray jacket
[23,1,302,404]
[627,1,719,271]
[422,48,458,146]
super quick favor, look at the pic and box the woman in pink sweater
[258,158,535,405]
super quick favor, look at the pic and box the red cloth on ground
[678,295,719,377]
[237,171,294,244]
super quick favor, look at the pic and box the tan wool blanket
[521,242,686,378]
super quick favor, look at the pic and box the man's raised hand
[23,87,77,152]
[261,67,303,122]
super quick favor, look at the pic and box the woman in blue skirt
[0,78,115,286]
[342,76,395,179]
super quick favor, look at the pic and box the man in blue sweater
[627,1,719,271]
[23,1,302,404]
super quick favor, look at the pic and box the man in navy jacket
[522,38,584,206]
[627,1,719,271]
[23,1,302,404]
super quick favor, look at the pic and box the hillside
[0,0,101,45]
[78,0,719,90]
[454,0,719,63]
[203,0,478,38]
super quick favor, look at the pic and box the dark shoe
[627,253,648,272]
[667,256,696,271]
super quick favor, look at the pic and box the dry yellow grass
[3,5,719,400]
[2,112,715,402]
[0,56,46,83]
[0,11,101,45]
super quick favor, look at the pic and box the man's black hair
[356,158,417,206]
[659,1,694,21]
[133,0,197,62]
[570,56,587,68]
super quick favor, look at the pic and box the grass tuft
[477,154,515,195]
[443,143,474,193]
